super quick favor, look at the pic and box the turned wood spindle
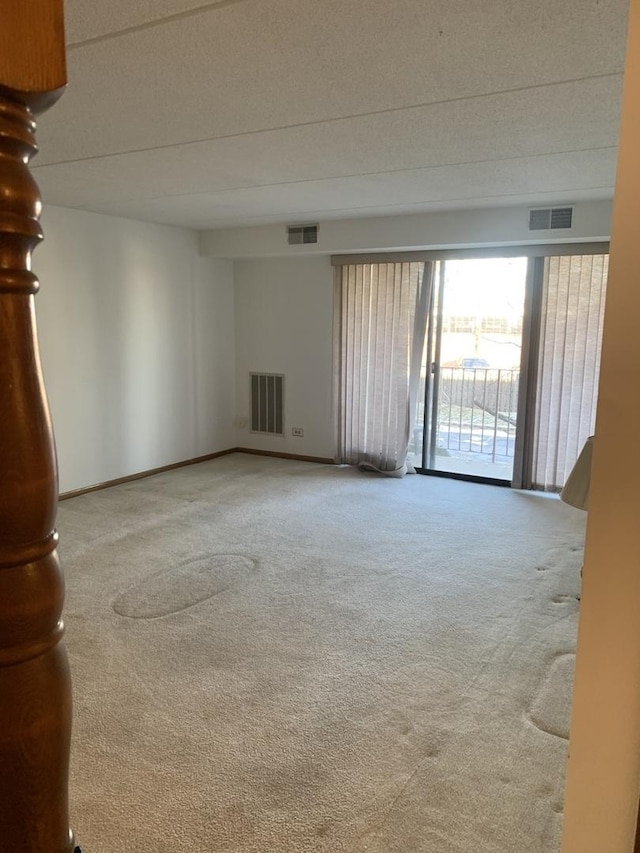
[0,4,79,852]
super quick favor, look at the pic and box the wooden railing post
[0,4,79,852]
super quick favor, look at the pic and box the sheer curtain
[335,261,432,477]
[531,253,608,490]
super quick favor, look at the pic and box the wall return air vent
[528,206,574,231]
[287,224,319,245]
[250,373,284,436]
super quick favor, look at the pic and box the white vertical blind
[532,254,608,490]
[336,262,427,475]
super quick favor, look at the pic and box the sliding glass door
[419,257,528,482]
[337,244,608,490]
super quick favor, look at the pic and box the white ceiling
[33,0,629,230]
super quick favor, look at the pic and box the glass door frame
[419,256,527,485]
[423,260,444,472]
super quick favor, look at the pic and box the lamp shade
[560,436,594,511]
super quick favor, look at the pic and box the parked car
[457,357,490,369]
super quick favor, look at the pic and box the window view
[411,257,527,481]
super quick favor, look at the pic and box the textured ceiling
[33,0,629,230]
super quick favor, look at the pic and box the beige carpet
[58,453,585,852]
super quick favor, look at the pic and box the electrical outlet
[291,427,304,437]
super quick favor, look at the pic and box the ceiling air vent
[287,224,318,245]
[528,206,574,231]
[550,206,574,229]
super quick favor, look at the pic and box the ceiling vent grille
[251,373,284,436]
[528,206,574,231]
[550,206,574,229]
[287,224,318,245]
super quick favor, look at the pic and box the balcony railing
[416,367,520,464]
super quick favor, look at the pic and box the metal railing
[432,367,520,463]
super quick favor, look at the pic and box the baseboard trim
[58,449,236,501]
[59,447,336,501]
[234,447,336,465]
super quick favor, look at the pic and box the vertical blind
[335,262,427,475]
[532,254,608,490]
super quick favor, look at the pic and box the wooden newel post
[0,4,78,852]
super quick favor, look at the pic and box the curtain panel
[531,254,608,490]
[335,261,432,477]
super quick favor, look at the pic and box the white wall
[35,206,235,493]
[233,256,335,459]
[199,200,612,259]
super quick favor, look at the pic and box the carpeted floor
[58,453,585,852]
